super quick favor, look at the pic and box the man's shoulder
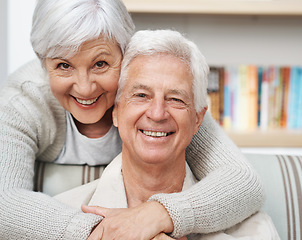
[54,179,100,209]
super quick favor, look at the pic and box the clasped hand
[82,202,187,240]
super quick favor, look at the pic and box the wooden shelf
[123,0,302,16]
[226,129,302,147]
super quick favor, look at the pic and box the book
[280,67,290,128]
[238,65,249,130]
[247,65,258,129]
[260,67,269,130]
[208,67,222,122]
[223,66,232,129]
[257,66,263,127]
[287,67,299,129]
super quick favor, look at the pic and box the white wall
[0,0,8,85]
[7,0,36,74]
[0,0,36,86]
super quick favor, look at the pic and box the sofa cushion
[34,161,106,197]
[246,154,302,240]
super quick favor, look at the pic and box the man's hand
[152,233,187,240]
[82,201,174,240]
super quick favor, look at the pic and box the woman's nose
[145,98,168,122]
[74,71,95,96]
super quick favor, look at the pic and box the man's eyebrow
[168,89,191,99]
[130,84,191,98]
[130,84,152,91]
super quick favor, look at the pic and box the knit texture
[0,59,265,239]
[0,60,102,239]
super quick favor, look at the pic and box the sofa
[34,153,302,240]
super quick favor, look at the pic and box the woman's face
[45,37,122,124]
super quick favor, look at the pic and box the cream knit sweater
[0,59,265,239]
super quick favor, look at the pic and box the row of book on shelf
[207,65,302,130]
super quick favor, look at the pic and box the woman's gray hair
[116,29,209,112]
[31,0,135,63]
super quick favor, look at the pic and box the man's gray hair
[116,29,209,113]
[31,0,135,63]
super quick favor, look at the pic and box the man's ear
[112,105,118,127]
[194,107,208,134]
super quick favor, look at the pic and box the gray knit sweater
[0,60,265,239]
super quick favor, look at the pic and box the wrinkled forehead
[128,53,192,80]
[124,54,194,95]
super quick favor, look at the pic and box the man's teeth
[143,131,168,137]
[76,97,98,105]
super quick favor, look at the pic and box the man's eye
[171,98,184,103]
[136,93,146,98]
[57,63,70,70]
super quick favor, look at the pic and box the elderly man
[55,29,279,240]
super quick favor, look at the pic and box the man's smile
[140,130,175,137]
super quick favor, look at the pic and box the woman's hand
[82,202,174,240]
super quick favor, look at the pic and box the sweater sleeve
[149,112,265,238]
[0,61,102,239]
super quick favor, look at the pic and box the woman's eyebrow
[92,52,111,62]
[52,57,70,63]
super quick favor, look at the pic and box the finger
[152,233,174,240]
[87,223,104,240]
[81,205,108,217]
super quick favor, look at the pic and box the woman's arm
[149,112,265,238]
[0,61,102,239]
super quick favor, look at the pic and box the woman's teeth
[75,97,98,105]
[143,131,168,137]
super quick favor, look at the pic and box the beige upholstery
[247,154,302,240]
[34,154,302,240]
[34,161,106,197]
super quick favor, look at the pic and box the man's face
[113,54,206,167]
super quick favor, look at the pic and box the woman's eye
[95,61,107,68]
[57,63,70,70]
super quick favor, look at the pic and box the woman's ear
[194,107,208,134]
[112,105,118,127]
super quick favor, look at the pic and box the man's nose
[145,98,169,122]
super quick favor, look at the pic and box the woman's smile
[73,95,101,105]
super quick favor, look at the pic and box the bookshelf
[123,1,302,147]
[207,66,302,148]
[123,0,302,16]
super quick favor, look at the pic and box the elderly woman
[0,0,264,239]
[56,29,279,240]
